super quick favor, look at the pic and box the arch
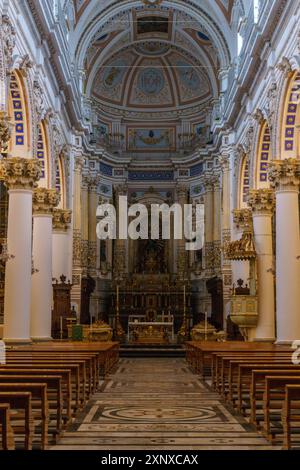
[239,154,250,208]
[255,121,271,189]
[37,121,51,188]
[8,70,31,158]
[280,70,300,160]
[55,153,66,209]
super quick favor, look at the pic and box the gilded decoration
[233,209,252,231]
[52,209,72,231]
[223,231,256,261]
[268,159,300,191]
[33,188,60,215]
[0,157,41,190]
[248,189,275,214]
[0,112,11,155]
[72,229,82,267]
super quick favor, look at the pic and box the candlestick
[60,316,63,340]
[205,311,208,341]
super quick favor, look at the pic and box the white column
[0,158,41,343]
[248,189,275,341]
[31,188,59,341]
[269,159,300,343]
[52,209,72,281]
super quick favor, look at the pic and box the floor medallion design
[51,358,280,450]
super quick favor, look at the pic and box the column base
[31,336,53,343]
[3,338,32,345]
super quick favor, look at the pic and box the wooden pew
[4,359,84,408]
[0,383,48,450]
[0,403,15,450]
[236,363,299,413]
[185,341,288,379]
[263,376,300,442]
[0,368,72,425]
[0,375,63,438]
[214,353,291,398]
[251,369,300,427]
[7,351,97,396]
[212,352,291,394]
[0,392,33,450]
[282,384,300,450]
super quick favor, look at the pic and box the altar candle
[205,311,208,341]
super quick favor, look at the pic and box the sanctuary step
[120,343,185,358]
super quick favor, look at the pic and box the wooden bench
[0,375,63,438]
[282,384,300,450]
[263,376,300,442]
[0,391,33,450]
[0,403,15,450]
[0,368,72,425]
[212,352,291,394]
[185,341,287,379]
[250,369,300,427]
[0,383,48,450]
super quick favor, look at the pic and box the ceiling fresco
[71,0,234,154]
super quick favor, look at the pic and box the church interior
[0,0,300,452]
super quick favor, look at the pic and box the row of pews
[0,341,119,450]
[186,341,300,450]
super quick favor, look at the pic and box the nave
[52,358,278,451]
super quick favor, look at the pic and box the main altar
[128,314,174,344]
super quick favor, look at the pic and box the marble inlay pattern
[52,358,279,450]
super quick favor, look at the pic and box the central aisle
[52,358,278,450]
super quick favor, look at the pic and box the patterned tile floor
[52,358,279,450]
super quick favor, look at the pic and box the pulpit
[52,275,72,339]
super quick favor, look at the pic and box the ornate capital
[33,188,60,215]
[233,209,253,231]
[0,157,41,190]
[248,189,275,215]
[268,159,300,192]
[53,208,72,231]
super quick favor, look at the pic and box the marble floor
[51,358,279,450]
